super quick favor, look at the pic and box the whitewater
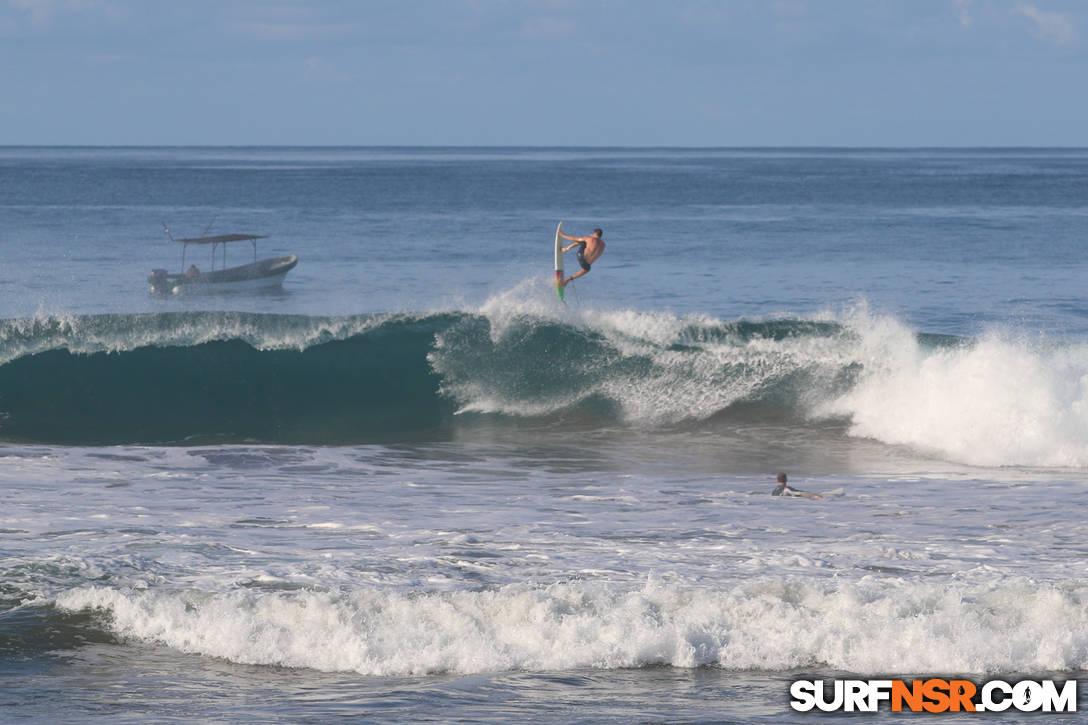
[1,146,1086,723]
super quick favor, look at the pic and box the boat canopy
[163,226,270,270]
[172,234,267,244]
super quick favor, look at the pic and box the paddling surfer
[771,472,822,499]
[559,228,605,287]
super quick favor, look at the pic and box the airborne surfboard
[554,221,565,302]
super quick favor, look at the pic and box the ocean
[0,146,1085,723]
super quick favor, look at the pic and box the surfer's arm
[559,232,590,247]
[561,237,589,253]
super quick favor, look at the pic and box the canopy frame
[162,223,267,271]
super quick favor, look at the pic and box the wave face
[0,308,855,445]
[1,306,1086,467]
[0,312,457,445]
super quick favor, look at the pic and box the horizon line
[2,144,1087,151]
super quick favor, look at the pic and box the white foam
[456,285,851,425]
[56,577,1088,676]
[0,310,399,363]
[468,289,1088,467]
[823,314,1088,467]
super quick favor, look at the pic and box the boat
[149,225,298,296]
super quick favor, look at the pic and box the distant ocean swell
[48,578,1088,676]
[0,307,1085,466]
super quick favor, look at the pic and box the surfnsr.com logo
[790,678,1077,713]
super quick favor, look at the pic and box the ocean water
[0,146,1086,723]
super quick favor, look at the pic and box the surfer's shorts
[576,244,592,272]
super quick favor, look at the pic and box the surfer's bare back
[559,228,605,287]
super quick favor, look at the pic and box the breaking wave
[0,299,1085,467]
[54,578,1088,676]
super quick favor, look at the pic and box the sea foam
[56,578,1088,676]
[823,314,1088,467]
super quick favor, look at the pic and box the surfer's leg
[564,269,589,285]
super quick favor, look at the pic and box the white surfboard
[554,221,565,301]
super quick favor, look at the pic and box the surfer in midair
[559,228,605,287]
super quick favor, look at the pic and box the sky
[1,0,1086,146]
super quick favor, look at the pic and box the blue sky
[2,0,1086,146]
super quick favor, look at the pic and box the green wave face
[0,310,927,445]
